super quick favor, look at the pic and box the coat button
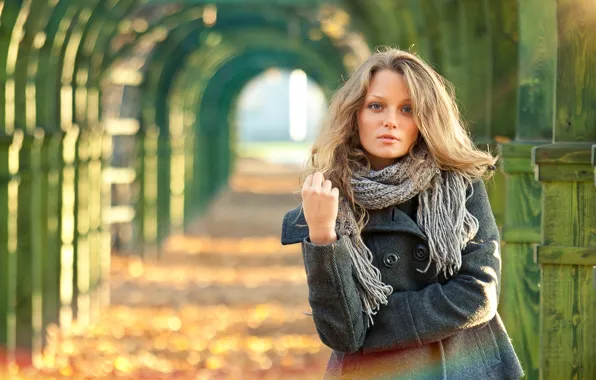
[383,252,399,268]
[414,244,429,261]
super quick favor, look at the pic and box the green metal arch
[0,1,21,133]
[90,0,140,113]
[59,0,102,130]
[169,49,320,222]
[34,0,85,131]
[70,0,111,128]
[104,4,346,72]
[141,24,344,136]
[13,0,55,132]
[145,35,340,240]
[196,48,325,135]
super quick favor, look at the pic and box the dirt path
[16,158,330,379]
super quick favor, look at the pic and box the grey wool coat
[280,180,524,380]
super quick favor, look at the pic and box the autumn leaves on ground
[15,158,329,379]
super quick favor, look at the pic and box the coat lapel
[363,204,428,241]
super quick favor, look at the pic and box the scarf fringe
[344,237,393,326]
[417,172,479,277]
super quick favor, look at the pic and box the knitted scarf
[338,147,479,325]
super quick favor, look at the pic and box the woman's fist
[302,172,339,245]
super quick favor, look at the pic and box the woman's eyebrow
[369,94,412,102]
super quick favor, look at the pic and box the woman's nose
[383,118,398,128]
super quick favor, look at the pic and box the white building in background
[236,68,327,143]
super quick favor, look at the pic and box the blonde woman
[281,49,524,379]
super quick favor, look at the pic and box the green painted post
[15,129,45,364]
[459,0,492,142]
[593,144,596,187]
[87,130,103,323]
[227,98,237,185]
[418,0,495,196]
[172,78,199,231]
[220,105,231,188]
[0,1,20,134]
[169,132,185,234]
[212,97,228,192]
[72,129,91,327]
[40,131,63,343]
[136,126,159,257]
[72,0,103,325]
[497,1,557,378]
[58,126,79,330]
[532,0,596,377]
[99,125,112,308]
[156,134,171,253]
[183,119,196,230]
[0,131,23,366]
[193,130,211,215]
[171,69,195,230]
[433,0,471,124]
[486,0,520,230]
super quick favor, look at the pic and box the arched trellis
[99,5,354,251]
[103,4,351,75]
[135,24,347,249]
[142,27,344,138]
[172,49,332,229]
[196,47,332,184]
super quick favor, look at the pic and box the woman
[280,49,524,379]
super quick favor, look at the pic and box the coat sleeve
[361,179,502,353]
[300,235,368,353]
[281,206,368,353]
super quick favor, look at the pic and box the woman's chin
[371,150,408,160]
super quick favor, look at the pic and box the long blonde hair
[303,47,496,222]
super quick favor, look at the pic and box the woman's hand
[302,172,339,245]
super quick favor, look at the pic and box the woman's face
[357,69,420,171]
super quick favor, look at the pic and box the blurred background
[0,0,595,379]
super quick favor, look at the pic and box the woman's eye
[402,105,413,114]
[368,103,382,111]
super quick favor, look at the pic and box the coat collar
[280,198,427,246]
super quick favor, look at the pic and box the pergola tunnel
[0,1,595,379]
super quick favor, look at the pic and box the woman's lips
[377,134,400,143]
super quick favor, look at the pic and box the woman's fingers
[303,174,313,190]
[330,187,339,199]
[303,173,337,198]
[311,172,324,190]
